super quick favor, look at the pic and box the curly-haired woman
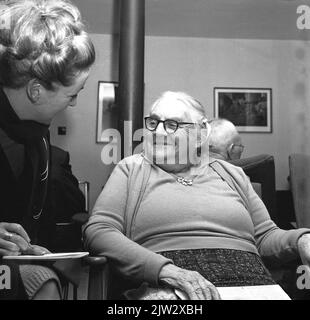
[0,0,95,299]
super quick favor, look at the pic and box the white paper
[175,284,291,300]
[2,252,89,261]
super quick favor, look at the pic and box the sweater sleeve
[82,158,172,286]
[237,167,310,262]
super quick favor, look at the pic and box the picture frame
[96,81,119,143]
[214,87,272,133]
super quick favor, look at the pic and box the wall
[50,33,310,208]
[144,36,310,192]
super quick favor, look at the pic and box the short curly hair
[0,0,95,89]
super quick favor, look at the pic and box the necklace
[176,176,193,186]
[142,152,205,187]
[169,171,196,186]
[168,162,209,186]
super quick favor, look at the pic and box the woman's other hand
[0,222,31,257]
[298,233,310,270]
[23,245,50,256]
[158,264,221,300]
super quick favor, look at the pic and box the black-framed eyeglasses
[144,117,196,134]
[232,144,245,152]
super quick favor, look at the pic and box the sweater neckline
[142,153,211,186]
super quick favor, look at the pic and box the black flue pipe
[118,0,145,159]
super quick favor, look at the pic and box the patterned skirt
[159,248,275,287]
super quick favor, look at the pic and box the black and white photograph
[1,0,310,307]
[214,88,272,133]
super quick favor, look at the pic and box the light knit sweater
[83,154,310,286]
[19,265,61,299]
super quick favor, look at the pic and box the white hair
[209,118,240,151]
[150,91,208,124]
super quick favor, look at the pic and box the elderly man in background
[209,118,244,161]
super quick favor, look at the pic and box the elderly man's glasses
[232,144,245,152]
[144,117,196,134]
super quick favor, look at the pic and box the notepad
[3,252,89,261]
[175,284,291,300]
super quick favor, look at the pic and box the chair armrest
[83,256,108,266]
[71,212,89,225]
[55,212,89,226]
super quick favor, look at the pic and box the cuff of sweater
[291,228,310,254]
[296,228,310,240]
[143,253,173,286]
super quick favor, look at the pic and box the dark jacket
[0,88,85,250]
[50,145,85,223]
[0,125,53,247]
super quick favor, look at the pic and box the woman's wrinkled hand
[0,222,31,257]
[158,264,221,300]
[298,233,310,270]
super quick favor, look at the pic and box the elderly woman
[84,91,310,300]
[0,0,95,299]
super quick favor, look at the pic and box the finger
[204,287,212,300]
[182,282,200,300]
[192,281,205,300]
[0,229,13,240]
[173,271,201,300]
[198,278,215,300]
[208,284,221,300]
[1,223,30,243]
[0,248,21,257]
[7,233,30,251]
[186,272,205,300]
[0,248,12,257]
[0,238,20,252]
[174,288,188,300]
[192,271,218,300]
[25,245,48,256]
[197,282,211,300]
[34,245,51,254]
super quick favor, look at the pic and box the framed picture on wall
[214,87,272,133]
[96,81,119,143]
